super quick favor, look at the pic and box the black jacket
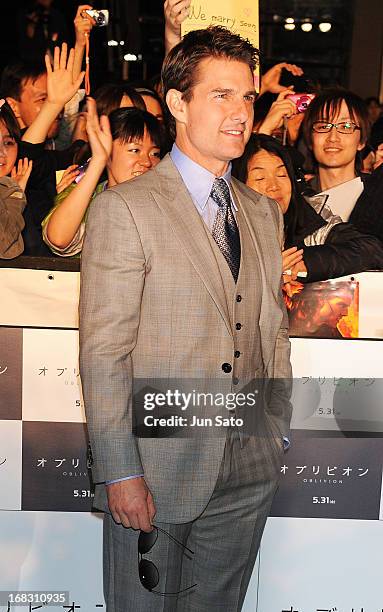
[299,221,383,283]
[18,137,86,256]
[298,167,383,282]
[348,164,383,240]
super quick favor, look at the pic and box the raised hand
[85,97,112,164]
[74,5,95,47]
[22,46,85,145]
[260,62,303,96]
[257,90,297,135]
[45,43,85,109]
[11,158,33,192]
[164,0,191,54]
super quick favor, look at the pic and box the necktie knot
[210,178,231,210]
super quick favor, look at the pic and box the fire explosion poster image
[285,280,359,339]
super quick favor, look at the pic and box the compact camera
[286,93,315,113]
[83,9,109,27]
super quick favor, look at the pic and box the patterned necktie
[211,178,241,282]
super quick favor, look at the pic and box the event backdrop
[1,268,383,611]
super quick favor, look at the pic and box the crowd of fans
[1,0,383,292]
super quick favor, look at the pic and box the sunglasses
[138,525,197,596]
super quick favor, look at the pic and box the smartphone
[286,93,315,113]
[74,161,90,184]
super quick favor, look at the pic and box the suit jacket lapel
[151,155,233,337]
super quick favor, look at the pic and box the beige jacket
[79,155,292,522]
[0,177,26,259]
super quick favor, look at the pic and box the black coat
[299,221,383,283]
[288,179,383,282]
[18,137,86,256]
[349,164,383,240]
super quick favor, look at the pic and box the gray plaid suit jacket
[79,154,292,523]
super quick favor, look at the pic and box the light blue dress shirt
[170,143,237,230]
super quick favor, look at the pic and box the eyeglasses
[312,121,361,134]
[138,525,197,596]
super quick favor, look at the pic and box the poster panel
[22,329,84,423]
[0,269,79,329]
[254,516,383,611]
[0,420,22,510]
[181,0,260,89]
[286,280,359,339]
[22,421,93,512]
[0,327,22,420]
[0,511,103,610]
[271,431,383,520]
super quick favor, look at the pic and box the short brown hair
[161,26,258,137]
[303,88,370,147]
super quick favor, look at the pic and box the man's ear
[165,89,187,124]
[6,97,22,123]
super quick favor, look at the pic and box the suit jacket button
[234,351,241,358]
[236,295,242,302]
[233,377,239,385]
[222,363,232,373]
[235,323,242,330]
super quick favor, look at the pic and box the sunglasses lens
[138,528,158,554]
[139,559,159,591]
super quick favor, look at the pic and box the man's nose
[230,98,251,123]
[326,125,340,141]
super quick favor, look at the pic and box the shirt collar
[170,143,235,212]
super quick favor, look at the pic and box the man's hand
[257,90,296,135]
[164,0,191,55]
[74,5,95,47]
[106,477,156,532]
[22,46,84,145]
[260,62,303,96]
[45,43,85,110]
[11,158,33,192]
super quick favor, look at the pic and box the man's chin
[227,145,247,160]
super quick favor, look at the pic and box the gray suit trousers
[103,426,282,612]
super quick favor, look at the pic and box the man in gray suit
[80,25,292,612]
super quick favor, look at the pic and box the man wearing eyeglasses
[302,89,383,238]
